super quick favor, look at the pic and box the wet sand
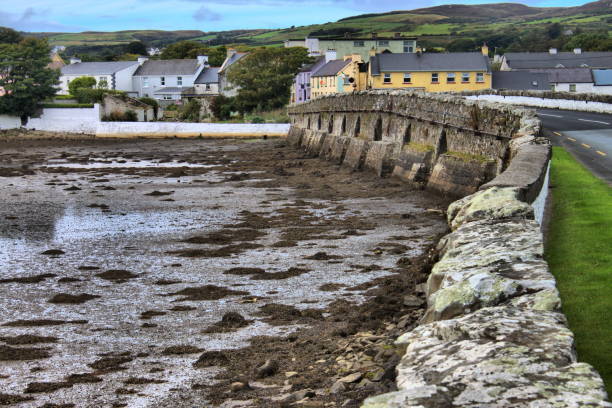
[0,137,449,407]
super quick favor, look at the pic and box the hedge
[42,103,95,108]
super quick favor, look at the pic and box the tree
[547,23,562,40]
[68,76,96,95]
[0,37,59,123]
[125,41,147,55]
[0,27,22,44]
[446,38,477,52]
[564,32,612,52]
[161,41,226,66]
[227,47,311,113]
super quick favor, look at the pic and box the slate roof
[311,59,352,77]
[503,52,612,69]
[299,56,325,73]
[219,53,247,74]
[529,68,593,83]
[134,59,200,76]
[593,69,612,86]
[61,61,138,75]
[370,52,490,75]
[492,71,549,90]
[194,67,220,84]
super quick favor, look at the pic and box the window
[447,73,456,83]
[431,73,439,83]
[354,41,365,47]
[404,41,414,53]
[462,73,470,83]
[160,76,165,86]
[569,84,577,92]
[163,95,172,100]
[377,40,389,46]
[476,73,484,83]
[177,76,183,86]
[403,73,411,84]
[205,84,211,90]
[551,84,556,91]
[143,77,149,87]
[383,73,392,84]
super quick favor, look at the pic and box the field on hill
[35,0,612,51]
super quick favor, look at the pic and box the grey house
[500,49,612,71]
[58,60,140,95]
[194,67,221,95]
[218,50,247,97]
[492,71,549,91]
[132,56,209,101]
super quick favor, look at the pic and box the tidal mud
[0,136,448,407]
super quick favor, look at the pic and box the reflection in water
[0,202,64,241]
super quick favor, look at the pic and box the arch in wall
[403,123,412,145]
[328,115,334,134]
[354,117,361,137]
[307,117,311,129]
[436,129,448,158]
[341,116,346,134]
[373,117,383,141]
[317,115,322,130]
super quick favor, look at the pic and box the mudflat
[0,136,449,407]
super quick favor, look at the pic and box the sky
[0,0,593,33]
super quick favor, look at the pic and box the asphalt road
[537,108,612,185]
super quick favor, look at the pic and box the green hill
[32,0,612,51]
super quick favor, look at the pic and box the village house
[131,56,209,102]
[500,48,612,71]
[292,56,326,104]
[218,49,248,97]
[310,58,353,99]
[285,33,417,61]
[58,59,140,95]
[368,46,492,92]
[593,69,612,94]
[194,67,221,96]
[492,71,550,91]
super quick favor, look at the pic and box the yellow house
[368,48,492,92]
[340,54,368,93]
[310,58,352,99]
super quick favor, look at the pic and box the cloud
[0,7,82,32]
[192,6,222,21]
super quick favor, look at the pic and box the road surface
[537,108,612,184]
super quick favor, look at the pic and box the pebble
[285,371,299,378]
[229,381,250,392]
[338,372,362,383]
[255,359,278,378]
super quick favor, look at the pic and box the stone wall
[287,90,610,407]
[101,94,155,122]
[287,90,538,198]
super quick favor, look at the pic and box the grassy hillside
[35,0,612,51]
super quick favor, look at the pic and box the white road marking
[597,151,607,157]
[578,119,610,125]
[582,143,591,149]
[567,137,576,142]
[553,131,562,136]
[539,113,563,118]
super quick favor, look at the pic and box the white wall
[25,105,101,133]
[466,95,612,114]
[552,82,594,93]
[115,65,140,93]
[96,122,290,138]
[593,85,612,95]
[0,115,21,129]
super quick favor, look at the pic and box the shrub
[68,76,96,96]
[165,104,178,111]
[179,99,201,122]
[42,103,94,108]
[54,94,77,100]
[250,116,265,124]
[210,95,234,121]
[102,109,138,122]
[73,88,126,104]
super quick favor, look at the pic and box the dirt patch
[193,351,230,368]
[223,267,266,276]
[0,393,34,404]
[40,249,65,256]
[65,373,102,384]
[250,267,310,281]
[168,305,196,312]
[182,228,266,246]
[95,270,138,281]
[48,293,100,304]
[40,404,75,408]
[0,335,58,345]
[123,377,166,385]
[203,312,252,334]
[166,285,249,302]
[88,356,133,372]
[0,345,51,361]
[169,243,263,258]
[162,345,204,355]
[24,382,72,394]
[2,320,87,327]
[304,252,342,261]
[140,310,167,320]
[154,279,183,285]
[144,190,174,196]
[318,283,346,292]
[254,304,324,326]
[0,273,57,284]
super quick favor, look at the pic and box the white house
[194,67,220,95]
[529,68,594,93]
[131,56,209,101]
[58,59,140,95]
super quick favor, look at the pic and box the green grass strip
[545,147,612,395]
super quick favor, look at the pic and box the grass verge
[545,147,611,395]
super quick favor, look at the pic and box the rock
[292,389,315,400]
[402,295,424,308]
[229,382,250,392]
[370,369,385,382]
[330,380,346,394]
[414,283,426,294]
[255,359,278,378]
[285,371,299,378]
[338,372,362,383]
[341,399,357,407]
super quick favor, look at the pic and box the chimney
[137,56,148,65]
[394,32,401,38]
[227,48,237,59]
[573,48,582,54]
[369,48,377,57]
[549,48,558,55]
[371,32,377,39]
[325,50,337,63]
[197,55,209,66]
[481,42,489,57]
[69,57,81,65]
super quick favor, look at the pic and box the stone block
[364,141,400,176]
[426,155,497,198]
[287,126,304,147]
[343,139,371,170]
[319,134,336,159]
[391,146,434,183]
[328,136,351,163]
